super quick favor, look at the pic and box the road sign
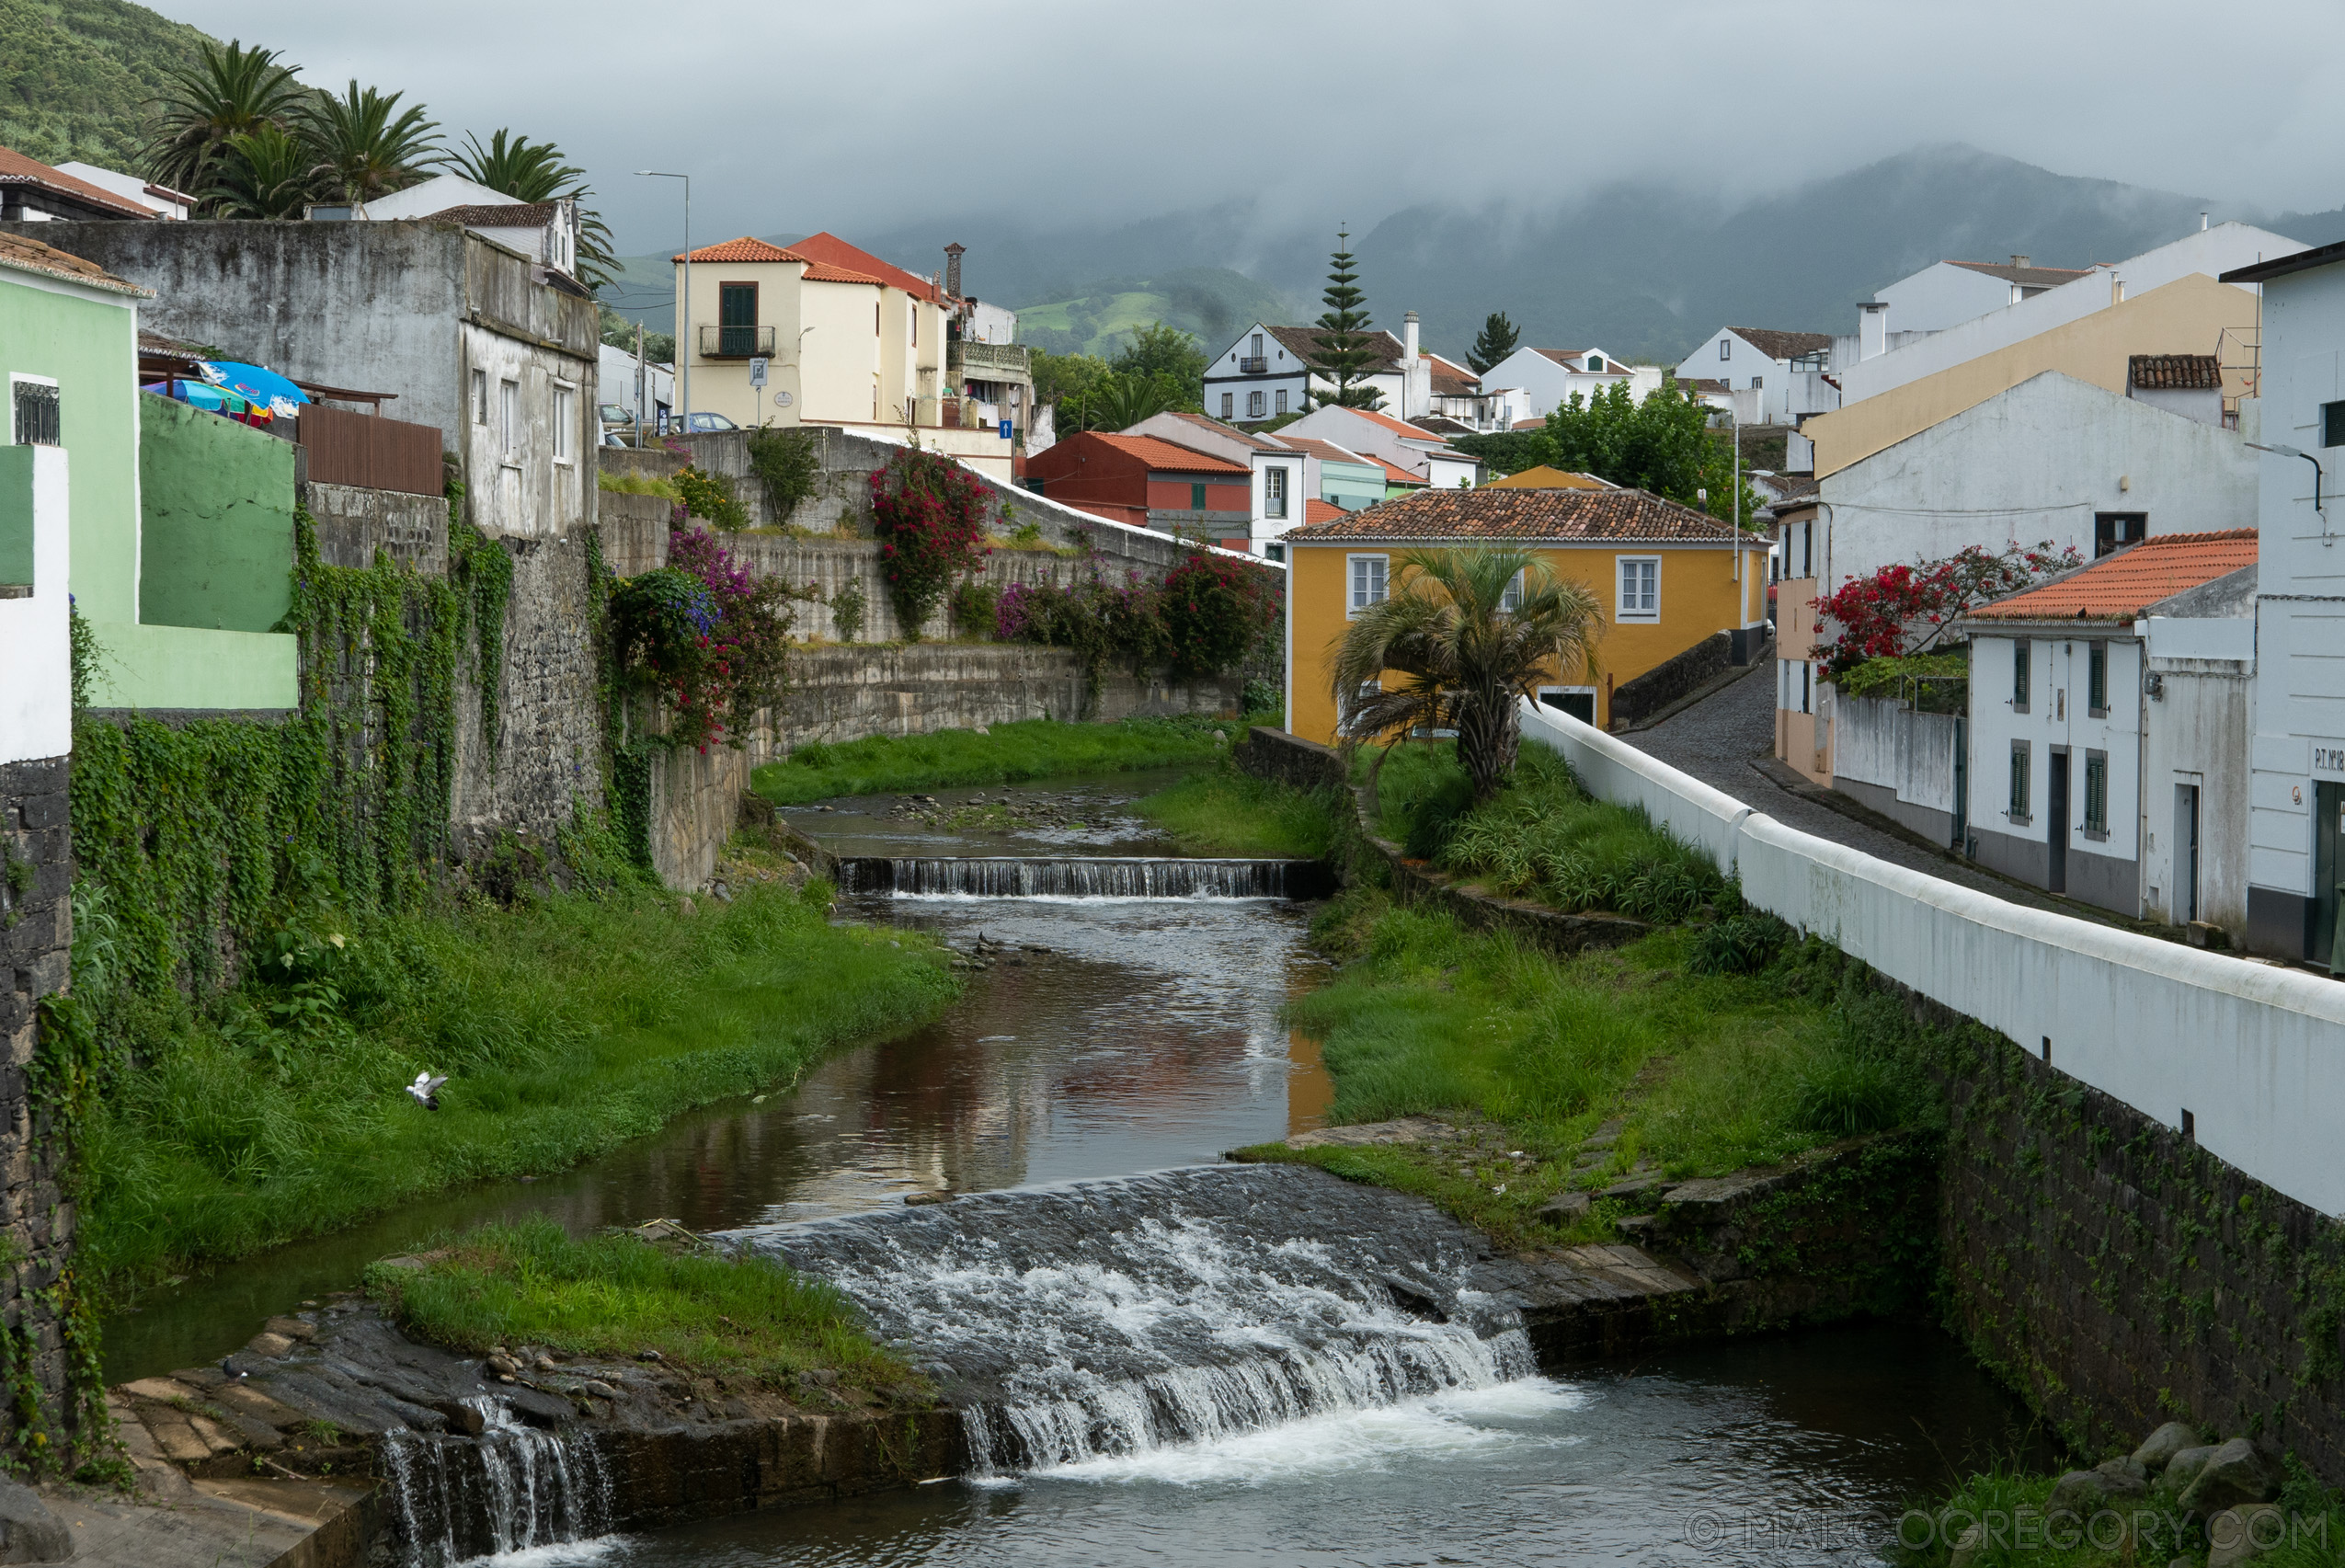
[1000,419,1013,440]
[749,357,769,388]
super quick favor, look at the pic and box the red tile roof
[1345,406,1442,441]
[1374,457,1426,486]
[1304,498,1345,526]
[424,201,559,227]
[0,144,156,219]
[1091,433,1251,475]
[1285,486,1735,544]
[800,259,880,284]
[675,236,800,263]
[788,232,944,302]
[1968,530,2259,623]
[0,230,146,294]
[2129,353,2222,391]
[1151,409,1288,452]
[1267,435,1375,466]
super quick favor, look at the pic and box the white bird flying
[406,1071,448,1110]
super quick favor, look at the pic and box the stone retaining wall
[0,758,70,1430]
[303,480,447,575]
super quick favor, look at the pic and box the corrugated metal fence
[297,405,444,497]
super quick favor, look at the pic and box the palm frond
[143,38,307,198]
[307,81,443,204]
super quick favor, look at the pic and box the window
[2322,400,2345,448]
[1275,388,1288,415]
[553,384,575,463]
[2084,750,2109,835]
[2088,641,2108,715]
[1252,332,1264,359]
[1800,661,1812,715]
[1349,554,1388,613]
[471,369,488,426]
[1719,338,1732,361]
[1586,355,1604,373]
[1265,466,1288,519]
[498,380,519,459]
[2094,511,2146,556]
[1248,390,1265,418]
[1266,543,1286,563]
[1617,555,1659,620]
[2009,741,2031,821]
[1539,688,1597,723]
[10,379,59,446]
[1500,568,1525,612]
[1221,393,1233,418]
[718,282,759,357]
[2012,640,2030,712]
[1189,482,1207,509]
[1751,375,1764,390]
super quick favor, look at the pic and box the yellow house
[673,233,1013,475]
[1282,486,1766,743]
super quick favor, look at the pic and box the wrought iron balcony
[1238,356,1269,373]
[698,324,775,359]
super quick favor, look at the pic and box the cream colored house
[672,233,1014,477]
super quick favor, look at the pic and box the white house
[1954,531,2258,924]
[1124,409,1313,555]
[51,161,191,219]
[1277,404,1479,488]
[1203,314,1443,423]
[2220,237,2345,965]
[1676,326,1838,426]
[1777,369,2258,785]
[1480,345,1635,422]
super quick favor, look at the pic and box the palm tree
[1086,372,1177,431]
[453,129,615,288]
[206,124,320,219]
[145,39,307,197]
[307,82,442,204]
[1331,547,1604,803]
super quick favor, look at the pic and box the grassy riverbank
[371,1219,915,1397]
[1133,763,1342,858]
[752,715,1261,805]
[83,878,957,1291]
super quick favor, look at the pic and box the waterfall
[837,856,1323,899]
[380,1398,612,1566]
[738,1166,1541,1475]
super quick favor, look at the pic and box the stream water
[107,770,2046,1565]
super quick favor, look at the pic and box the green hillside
[0,0,214,172]
[1013,268,1293,358]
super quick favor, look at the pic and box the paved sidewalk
[1617,663,2102,921]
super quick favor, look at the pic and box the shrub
[610,528,804,750]
[1160,550,1274,679]
[1688,910,1795,975]
[674,465,748,530]
[829,575,867,643]
[994,553,1275,687]
[868,447,992,637]
[745,426,821,524]
[950,578,1000,640]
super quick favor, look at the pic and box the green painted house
[0,231,295,713]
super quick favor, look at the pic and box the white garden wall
[1521,697,2345,1216]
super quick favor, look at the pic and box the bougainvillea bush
[1811,541,2082,679]
[868,448,991,637]
[996,551,1278,684]
[611,527,805,750]
[1161,551,1279,678]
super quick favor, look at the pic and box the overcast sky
[156,0,2343,256]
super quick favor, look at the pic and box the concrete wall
[136,392,295,633]
[774,645,1241,752]
[1520,696,2345,1218]
[304,480,448,575]
[1832,693,1960,845]
[2142,656,2253,933]
[649,741,750,893]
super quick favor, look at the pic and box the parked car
[679,411,738,433]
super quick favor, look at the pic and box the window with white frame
[1275,388,1288,415]
[2008,741,2031,822]
[1265,466,1287,519]
[1248,390,1265,418]
[1750,375,1763,390]
[1349,554,1388,613]
[1221,392,1233,418]
[1500,567,1524,612]
[553,383,575,463]
[10,377,59,447]
[498,379,520,459]
[1719,338,1732,361]
[1616,555,1659,620]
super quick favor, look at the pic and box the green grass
[1249,887,1935,1245]
[1132,763,1341,858]
[83,880,957,1288]
[372,1219,913,1395]
[752,715,1256,805]
[1891,1461,2345,1566]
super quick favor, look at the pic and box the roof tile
[0,230,146,294]
[1968,530,2259,622]
[0,143,157,219]
[2129,353,2223,391]
[1728,326,1834,361]
[1090,433,1251,475]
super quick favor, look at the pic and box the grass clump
[372,1219,911,1394]
[596,470,681,499]
[754,715,1257,805]
[84,881,957,1289]
[1134,763,1342,858]
[1891,1458,2345,1567]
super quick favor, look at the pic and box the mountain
[606,147,2345,367]
[0,0,212,172]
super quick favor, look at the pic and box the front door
[2048,750,2070,895]
[2315,782,2345,967]
[1951,716,1969,852]
[2175,784,2201,925]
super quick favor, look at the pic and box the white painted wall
[1875,262,2033,335]
[1834,693,1959,821]
[1812,372,2256,599]
[2140,646,2254,931]
[1477,347,1633,422]
[1521,697,2345,1219]
[0,445,71,765]
[1966,631,2145,870]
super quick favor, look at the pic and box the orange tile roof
[788,232,944,302]
[1091,433,1251,475]
[800,259,880,284]
[1304,498,1345,526]
[1969,530,2259,623]
[1286,486,1735,544]
[1348,406,1441,440]
[0,230,146,294]
[1267,435,1375,466]
[675,236,798,263]
[1375,457,1426,486]
[0,143,157,219]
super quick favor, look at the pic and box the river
[107,769,2042,1565]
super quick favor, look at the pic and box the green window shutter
[1191,482,1207,509]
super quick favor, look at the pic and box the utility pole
[634,320,646,448]
[635,170,690,434]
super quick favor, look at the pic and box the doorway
[2174,784,2201,925]
[2316,782,2345,967]
[2047,750,2070,895]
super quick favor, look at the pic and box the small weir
[737,1165,1539,1474]
[381,1398,612,1567]
[836,854,1331,899]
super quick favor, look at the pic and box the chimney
[1859,301,1889,361]
[2010,255,2030,269]
[2202,212,2210,231]
[943,242,966,299]
[1403,310,1420,362]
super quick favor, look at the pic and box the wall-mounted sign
[2314,744,2345,775]
[774,390,794,407]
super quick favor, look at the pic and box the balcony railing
[1238,356,1268,373]
[698,324,776,359]
[948,339,1032,379]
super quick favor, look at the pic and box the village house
[1018,431,1252,541]
[1277,404,1480,489]
[1269,435,1389,514]
[1477,345,1636,423]
[0,144,166,223]
[1279,486,1766,742]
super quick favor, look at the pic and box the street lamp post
[635,170,690,434]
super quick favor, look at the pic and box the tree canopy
[1306,229,1384,409]
[1458,380,1763,525]
[1033,322,1205,433]
[1467,312,1520,375]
